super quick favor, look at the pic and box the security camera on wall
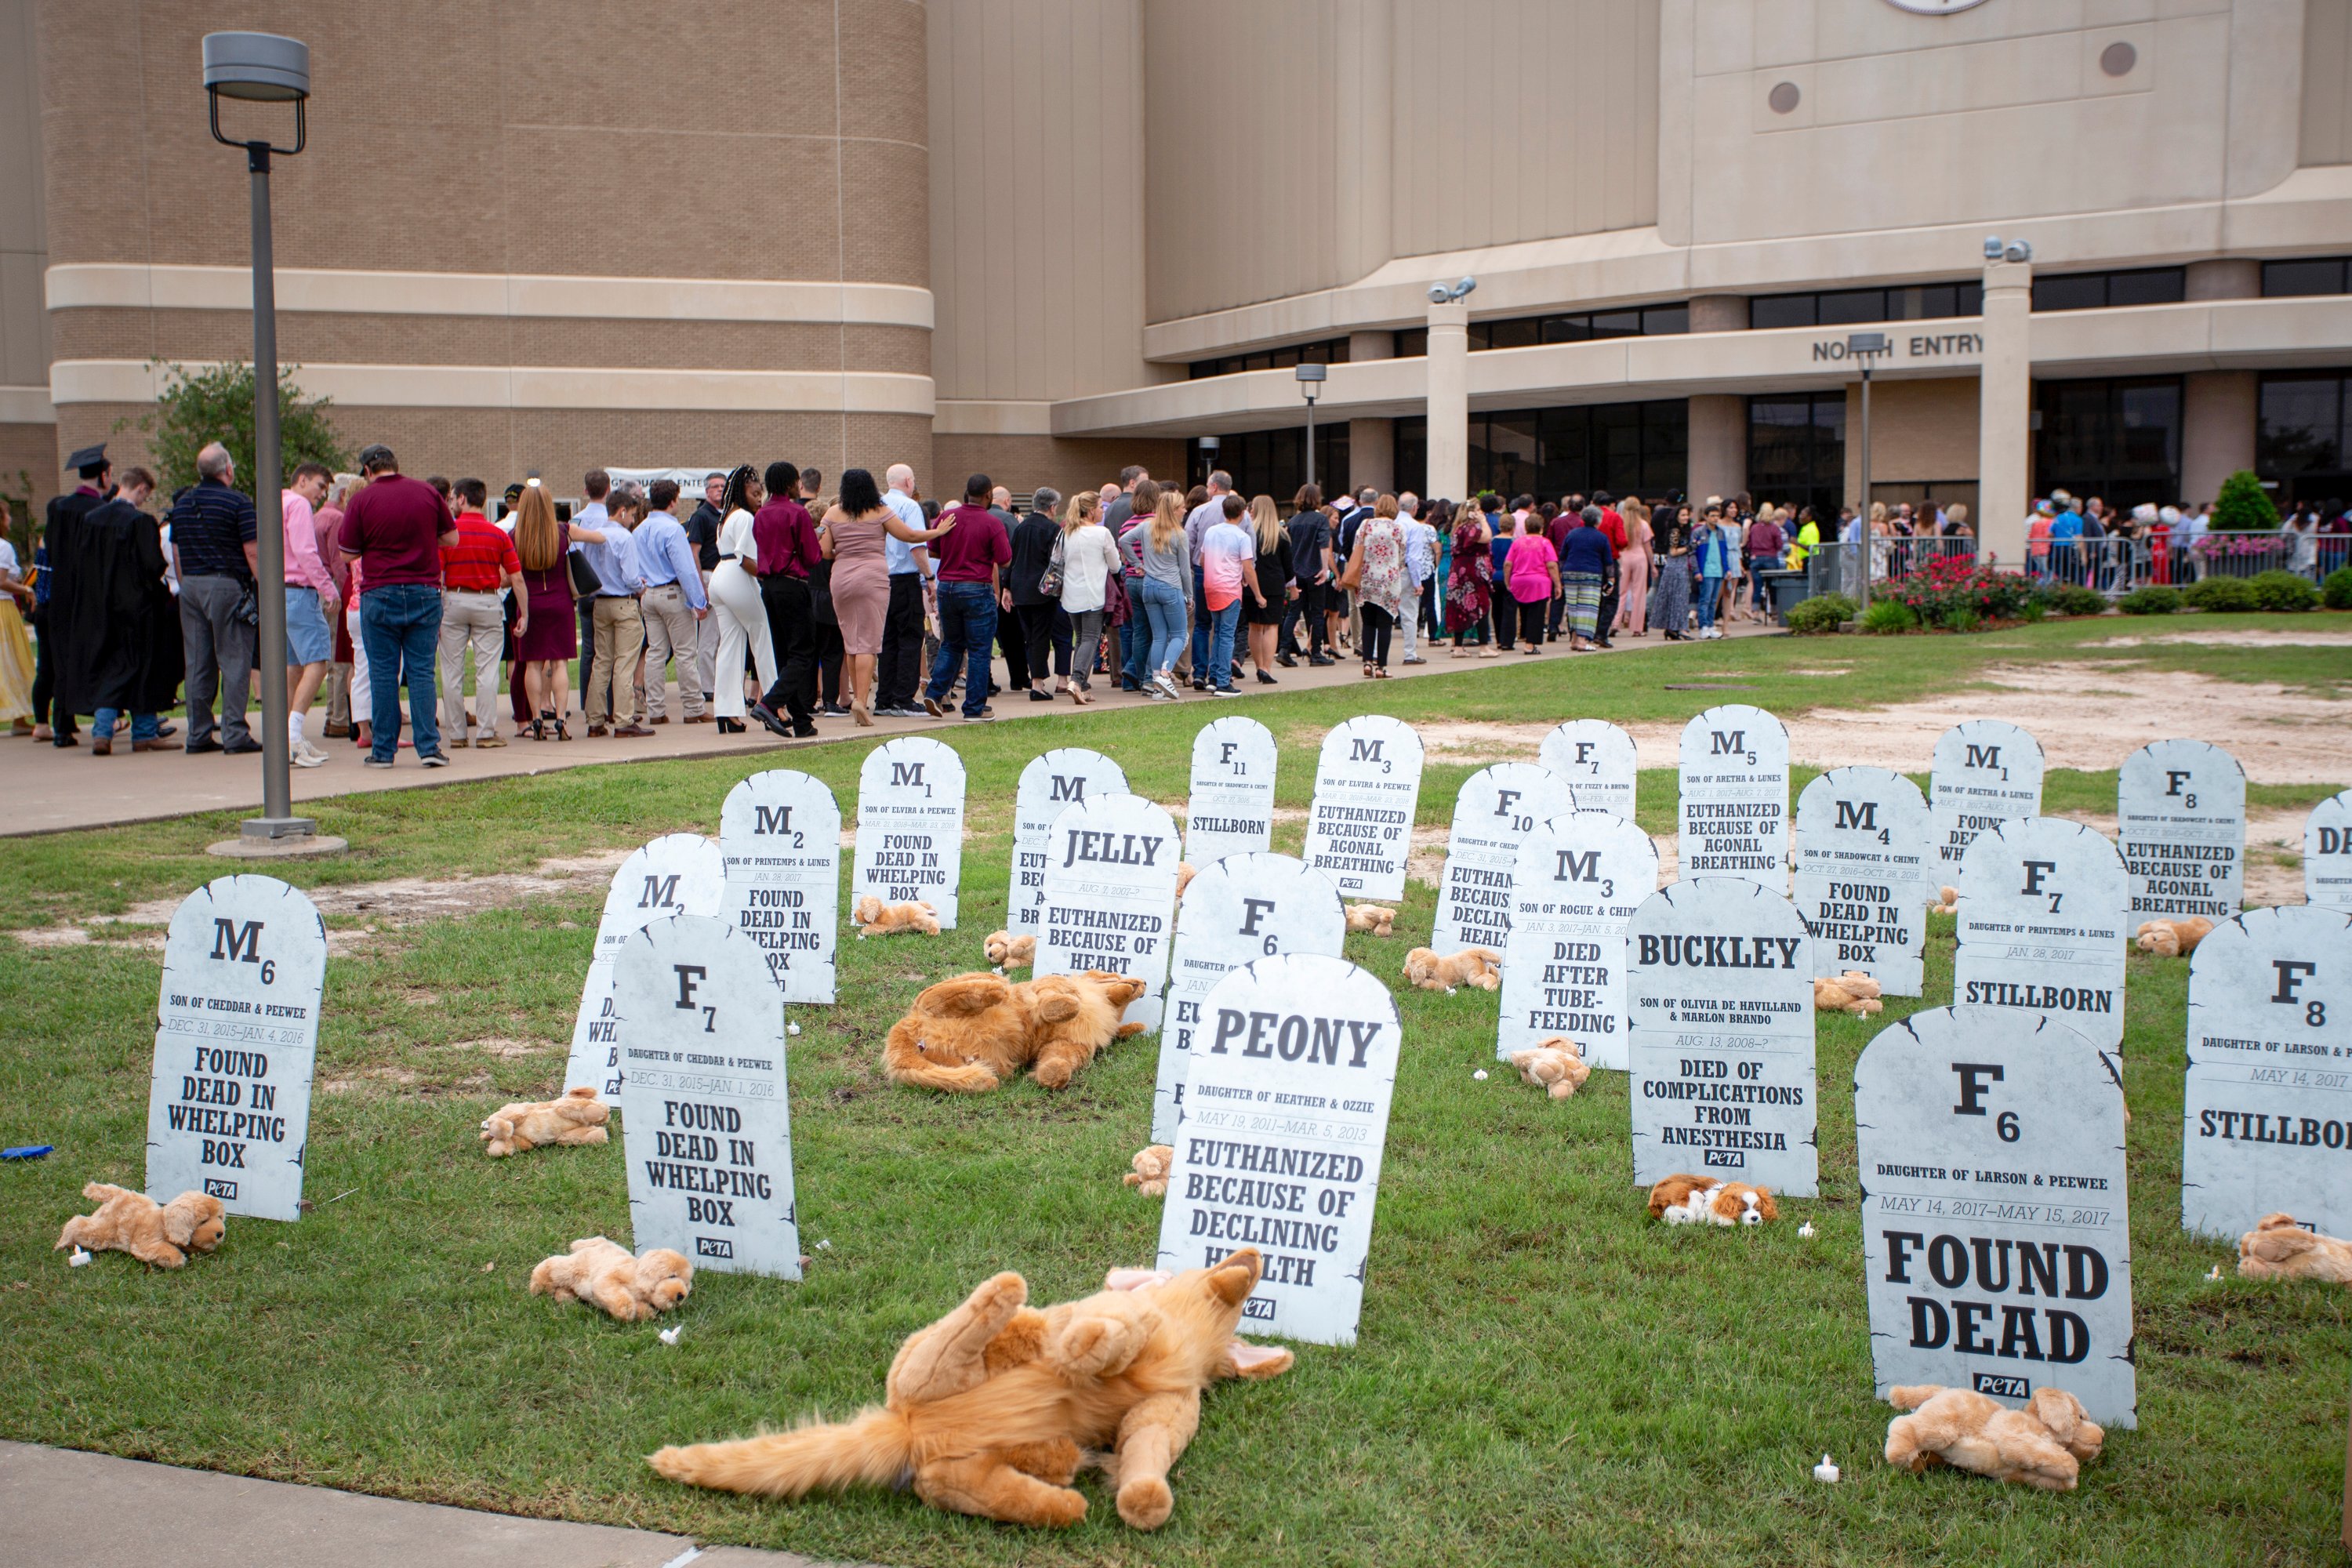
[1454,277,1477,299]
[1983,235,2003,260]
[2003,240,2033,263]
[1428,284,1450,304]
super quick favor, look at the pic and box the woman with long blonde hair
[1242,494,1291,683]
[510,479,615,739]
[1614,497,1653,636]
[1054,488,1119,703]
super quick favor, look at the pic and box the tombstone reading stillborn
[146,876,327,1222]
[1185,717,1279,867]
[720,771,841,1004]
[1009,749,1130,938]
[1794,767,1933,996]
[851,735,967,929]
[1952,818,2129,1052]
[2181,906,2352,1241]
[1302,716,1425,902]
[1034,793,1184,1034]
[1154,853,1348,1144]
[1855,1005,2136,1427]
[1677,705,1791,891]
[616,916,800,1280]
[1625,879,1818,1196]
[1930,720,2045,876]
[1498,812,1658,1071]
[2119,739,2245,924]
[567,833,727,1096]
[2311,791,2352,913]
[1432,763,1578,957]
[1154,953,1400,1346]
[1538,719,1638,822]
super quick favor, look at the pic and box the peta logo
[210,917,265,964]
[695,1236,735,1259]
[1973,1373,2031,1399]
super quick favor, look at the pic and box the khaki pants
[588,596,644,728]
[640,583,703,720]
[437,589,505,739]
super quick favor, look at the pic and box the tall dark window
[2033,377,2182,509]
[1392,304,1686,359]
[2263,258,2352,297]
[1749,281,1983,331]
[1185,425,1348,506]
[1389,401,1686,503]
[2257,371,2352,503]
[1747,393,1846,519]
[2031,268,2186,312]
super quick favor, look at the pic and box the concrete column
[1976,257,2033,566]
[2183,371,2258,509]
[1688,295,1750,334]
[1425,299,1470,505]
[1687,394,1746,503]
[2186,258,2260,301]
[1347,329,1396,492]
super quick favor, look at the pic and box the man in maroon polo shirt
[920,474,1011,720]
[339,443,457,766]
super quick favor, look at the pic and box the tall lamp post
[1846,329,1891,612]
[1296,362,1326,496]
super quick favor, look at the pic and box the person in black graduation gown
[35,442,111,745]
[59,465,183,754]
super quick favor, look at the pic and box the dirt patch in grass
[2086,629,2352,648]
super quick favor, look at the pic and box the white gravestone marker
[852,735,968,930]
[616,916,800,1280]
[567,834,726,1096]
[2119,739,2246,924]
[1677,705,1791,891]
[1154,953,1400,1347]
[2181,906,2352,1240]
[1952,819,2129,1052]
[1498,812,1658,1070]
[1794,767,1933,996]
[1432,763,1579,959]
[720,771,841,1004]
[1930,720,2045,878]
[1626,879,1818,1196]
[1539,720,1639,822]
[1855,1006,2136,1428]
[1155,853,1348,1144]
[1009,750,1131,938]
[1034,793,1183,1034]
[1185,717,1279,867]
[2310,791,2352,913]
[1302,716,1425,902]
[146,877,326,1222]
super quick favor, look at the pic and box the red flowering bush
[1883,555,2036,630]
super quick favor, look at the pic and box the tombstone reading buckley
[851,735,968,929]
[1034,793,1184,1034]
[2119,739,2246,924]
[1154,853,1348,1144]
[1952,818,2129,1052]
[1154,953,1401,1346]
[146,876,327,1221]
[1794,767,1933,996]
[616,916,800,1280]
[720,771,841,1004]
[1432,763,1579,958]
[1185,717,1279,867]
[2181,906,2352,1241]
[1625,879,1818,1196]
[1930,720,2045,877]
[1498,812,1659,1071]
[1854,1005,2136,1428]
[2310,790,2352,913]
[1677,705,1791,892]
[1538,719,1639,822]
[1009,749,1130,938]
[567,834,727,1096]
[1302,716,1425,902]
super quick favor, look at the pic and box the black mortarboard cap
[65,442,108,475]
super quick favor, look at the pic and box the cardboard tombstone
[567,834,726,1095]
[1930,720,2045,877]
[1538,719,1638,822]
[1432,763,1579,957]
[1153,953,1401,1346]
[145,876,327,1221]
[2181,906,2352,1240]
[1952,818,2129,1052]
[1302,716,1426,902]
[1497,812,1658,1071]
[1794,767,1933,996]
[720,771,840,1004]
[2311,790,2352,913]
[616,916,800,1279]
[1854,1005,2136,1428]
[1154,853,1348,1144]
[1009,749,1131,938]
[2119,739,2246,924]
[1677,705,1791,892]
[1185,717,1279,866]
[851,735,967,929]
[1033,792,1184,1034]
[1625,879,1818,1196]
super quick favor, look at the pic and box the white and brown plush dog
[480,1085,610,1157]
[1509,1040,1590,1100]
[1345,904,1398,938]
[530,1236,694,1321]
[1929,884,1960,916]
[1814,971,1885,1018]
[985,931,1036,971]
[55,1182,227,1269]
[1123,1145,1174,1196]
[1403,946,1502,993]
[855,895,940,937]
[1884,1384,2104,1491]
[1646,1173,1778,1227]
[2135,916,2214,958]
[2237,1212,2352,1283]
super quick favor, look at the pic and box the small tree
[118,359,350,496]
[2209,469,2281,532]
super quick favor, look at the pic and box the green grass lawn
[3,615,2350,1566]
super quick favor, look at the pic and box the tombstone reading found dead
[1009,749,1131,938]
[1302,716,1425,902]
[1930,720,2045,877]
[720,770,841,1004]
[851,735,967,929]
[2181,905,2352,1241]
[1498,812,1658,1071]
[1154,853,1348,1143]
[1154,953,1400,1346]
[615,915,800,1280]
[1034,792,1184,1034]
[1854,1005,2136,1427]
[1625,879,1818,1196]
[1432,763,1579,958]
[567,834,727,1096]
[1952,818,2129,1052]
[1538,719,1639,822]
[1794,767,1933,996]
[1677,705,1791,891]
[146,876,327,1222]
[2311,791,2352,913]
[1185,717,1279,867]
[2119,739,2246,924]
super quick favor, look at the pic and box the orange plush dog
[1345,903,1398,937]
[56,1182,227,1269]
[1174,862,1199,900]
[529,1236,694,1320]
[2135,916,2214,957]
[2237,1212,2352,1283]
[1884,1384,2105,1491]
[1509,1039,1591,1100]
[1647,1173,1778,1227]
[884,970,1150,1093]
[855,895,940,936]
[648,1247,1293,1530]
[1813,971,1885,1018]
[480,1085,610,1157]
[1123,1145,1174,1196]
[1403,946,1503,993]
[985,930,1036,971]
[1929,884,1960,916]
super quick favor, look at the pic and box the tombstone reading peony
[2310,791,2352,913]
[1008,750,1130,938]
[1538,719,1639,822]
[851,736,968,929]
[567,834,727,1096]
[1154,953,1401,1346]
[1794,767,1933,996]
[1677,705,1791,892]
[1432,763,1579,957]
[1930,720,2045,877]
[720,771,841,1004]
[146,876,327,1222]
[1302,716,1426,902]
[1952,819,2129,1052]
[1497,812,1659,1071]
[2119,739,2246,924]
[1185,717,1279,866]
[1034,793,1184,1034]
[1854,1005,2136,1428]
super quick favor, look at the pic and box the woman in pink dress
[1615,496,1653,636]
[820,466,953,725]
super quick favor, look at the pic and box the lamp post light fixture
[1295,361,1327,495]
[1846,329,1893,611]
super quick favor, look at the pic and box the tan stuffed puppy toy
[1123,1145,1175,1196]
[855,895,941,937]
[1403,946,1503,993]
[1510,1040,1590,1100]
[1174,862,1198,901]
[480,1085,610,1157]
[1647,1173,1779,1227]
[56,1183,227,1269]
[1345,904,1398,937]
[1813,971,1885,1018]
[1884,1385,2104,1491]
[985,931,1036,971]
[2237,1212,2352,1283]
[885,970,1150,1093]
[530,1236,693,1321]
[1929,884,1960,916]
[2135,916,2214,958]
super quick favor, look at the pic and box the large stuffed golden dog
[884,970,1149,1093]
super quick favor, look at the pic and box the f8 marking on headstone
[2119,739,2245,924]
[2181,906,2352,1241]
[1854,1006,2135,1428]
[720,771,841,1004]
[1185,717,1279,867]
[1008,749,1130,938]
[1677,705,1791,891]
[1302,716,1425,902]
[1156,853,1348,1144]
[1035,793,1184,1034]
[1625,879,1818,1196]
[2310,790,2352,913]
[1931,720,2045,873]
[1498,812,1657,1071]
[852,735,968,929]
[1952,819,2129,1052]
[566,834,726,1097]
[1794,767,1932,996]
[1432,763,1578,958]
[1538,720,1638,822]
[146,876,326,1221]
[1154,954,1400,1347]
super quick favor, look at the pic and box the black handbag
[231,583,260,628]
[567,548,602,597]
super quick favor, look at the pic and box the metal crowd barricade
[1804,535,1975,600]
[2027,531,2350,596]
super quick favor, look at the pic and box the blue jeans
[1120,612,1149,688]
[359,583,445,761]
[924,581,997,717]
[94,708,158,740]
[1189,566,1210,677]
[1698,575,1722,631]
[1207,600,1240,689]
[1138,578,1188,674]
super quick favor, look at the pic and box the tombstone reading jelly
[1009,750,1130,938]
[851,735,967,929]
[1952,818,2129,1052]
[1432,763,1578,958]
[1677,705,1791,891]
[2180,906,2352,1241]
[1154,853,1348,1144]
[1794,767,1933,996]
[2310,790,2352,913]
[1930,720,2045,876]
[1034,793,1183,1034]
[1185,716,1279,866]
[720,770,841,1004]
[1538,719,1638,822]
[566,833,727,1096]
[1499,812,1658,1071]
[615,915,800,1280]
[2119,739,2246,925]
[1154,953,1401,1346]
[1302,716,1425,902]
[146,876,327,1222]
[1854,1005,2136,1428]
[1625,879,1818,1196]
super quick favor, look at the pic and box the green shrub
[1859,598,1918,634]
[1784,592,1855,635]
[2117,585,2180,615]
[2050,585,2107,617]
[2183,575,2258,613]
[2247,569,2320,612]
[2019,598,2048,623]
[2210,470,2281,532]
[1944,603,1980,633]
[2325,564,2352,610]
